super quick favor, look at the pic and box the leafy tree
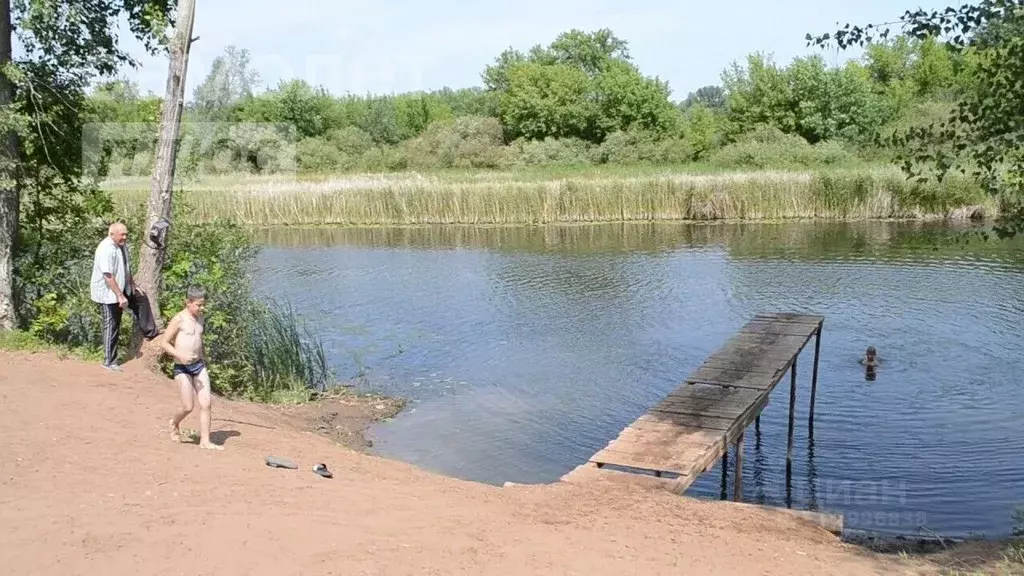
[682,103,723,158]
[499,62,596,141]
[233,79,339,139]
[430,86,499,118]
[484,29,678,143]
[721,53,796,137]
[0,0,177,330]
[191,45,260,121]
[393,93,454,140]
[808,0,1024,238]
[682,85,726,110]
[592,59,678,137]
[722,53,882,144]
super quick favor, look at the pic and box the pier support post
[808,324,822,433]
[719,449,729,500]
[787,357,797,470]
[733,430,744,502]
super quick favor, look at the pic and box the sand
[0,350,951,575]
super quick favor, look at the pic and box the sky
[117,0,959,102]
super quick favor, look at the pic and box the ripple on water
[254,221,1024,537]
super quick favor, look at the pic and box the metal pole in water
[787,357,797,468]
[809,323,822,433]
[733,430,744,502]
[719,449,729,500]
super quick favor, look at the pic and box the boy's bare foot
[199,442,224,451]
[169,419,182,443]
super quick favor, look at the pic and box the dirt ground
[0,349,1011,576]
[241,387,406,452]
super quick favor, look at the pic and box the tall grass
[106,166,998,227]
[245,300,332,403]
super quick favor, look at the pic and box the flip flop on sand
[265,456,298,470]
[312,463,333,479]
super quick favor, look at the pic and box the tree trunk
[0,0,20,331]
[134,0,196,328]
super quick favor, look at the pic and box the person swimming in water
[859,346,879,368]
[859,346,879,380]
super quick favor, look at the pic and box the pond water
[253,220,1024,538]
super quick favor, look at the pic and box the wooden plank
[741,321,819,337]
[707,347,800,365]
[599,437,713,461]
[633,412,732,432]
[684,367,778,390]
[646,409,739,430]
[560,463,690,494]
[739,326,818,340]
[664,382,766,407]
[700,354,790,375]
[754,312,824,325]
[652,400,750,420]
[658,395,759,412]
[726,382,773,437]
[634,410,739,431]
[690,436,732,476]
[618,422,727,453]
[755,311,824,320]
[616,417,724,436]
[722,330,809,346]
[667,380,768,399]
[612,424,725,446]
[590,447,708,476]
[606,423,734,479]
[716,332,813,357]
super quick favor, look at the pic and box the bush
[327,125,375,157]
[402,116,509,169]
[358,145,408,172]
[297,137,345,173]
[706,125,859,170]
[595,129,695,165]
[14,175,113,353]
[506,136,596,166]
[17,191,334,402]
[154,200,333,399]
[294,126,377,174]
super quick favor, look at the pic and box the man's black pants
[99,292,159,367]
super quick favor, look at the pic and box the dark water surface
[253,221,1024,538]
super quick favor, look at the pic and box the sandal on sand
[312,463,333,479]
[265,456,298,469]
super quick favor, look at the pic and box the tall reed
[107,167,997,227]
[245,300,332,402]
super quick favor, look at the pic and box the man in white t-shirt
[89,222,159,371]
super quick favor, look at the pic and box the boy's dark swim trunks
[172,359,206,378]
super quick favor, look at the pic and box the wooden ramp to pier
[562,312,823,499]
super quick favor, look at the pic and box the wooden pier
[562,312,824,503]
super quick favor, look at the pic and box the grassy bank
[104,166,997,227]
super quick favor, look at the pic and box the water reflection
[753,419,767,505]
[253,219,1024,538]
[807,431,819,512]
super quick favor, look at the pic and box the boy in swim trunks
[162,286,223,450]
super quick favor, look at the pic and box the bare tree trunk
[134,0,196,326]
[129,0,195,360]
[0,0,20,331]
